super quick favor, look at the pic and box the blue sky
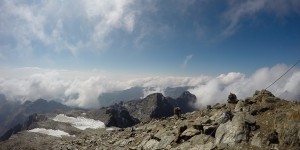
[1,0,300,76]
[1,0,300,108]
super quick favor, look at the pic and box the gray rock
[234,100,245,112]
[155,135,175,149]
[194,142,214,150]
[143,139,159,149]
[209,111,224,123]
[195,116,212,125]
[181,128,200,138]
[188,134,209,145]
[138,136,151,148]
[215,112,256,146]
[267,130,279,145]
[227,93,238,104]
[173,141,192,150]
[244,112,256,125]
[114,138,134,147]
[203,125,217,135]
[213,103,226,109]
[251,132,262,148]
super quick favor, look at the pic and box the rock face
[0,90,299,150]
[125,93,174,122]
[87,105,139,128]
[169,91,197,113]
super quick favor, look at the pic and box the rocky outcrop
[88,104,139,128]
[124,93,174,123]
[169,91,197,113]
[227,93,238,104]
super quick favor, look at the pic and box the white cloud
[0,64,299,109]
[222,0,300,36]
[190,64,300,108]
[222,0,268,36]
[181,54,193,68]
[0,0,138,56]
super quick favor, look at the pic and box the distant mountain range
[98,86,192,107]
[0,86,193,140]
[0,95,72,139]
[0,89,197,141]
[91,91,197,128]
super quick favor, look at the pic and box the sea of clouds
[0,64,299,109]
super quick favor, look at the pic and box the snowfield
[28,128,74,138]
[52,114,105,130]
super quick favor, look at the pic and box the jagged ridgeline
[0,90,299,150]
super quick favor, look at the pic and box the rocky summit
[0,90,299,150]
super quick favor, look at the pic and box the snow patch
[28,128,74,138]
[52,114,105,130]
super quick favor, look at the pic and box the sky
[0,0,300,108]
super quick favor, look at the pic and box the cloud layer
[0,64,299,108]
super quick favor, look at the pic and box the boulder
[181,128,200,139]
[227,93,238,104]
[252,90,277,104]
[215,112,256,146]
[207,105,212,110]
[266,130,279,145]
[195,116,211,125]
[213,103,226,109]
[234,100,246,112]
[203,125,217,136]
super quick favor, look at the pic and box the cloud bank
[0,64,299,109]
